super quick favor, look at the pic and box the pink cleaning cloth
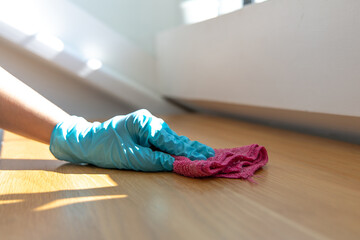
[173,144,268,180]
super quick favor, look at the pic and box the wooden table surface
[0,114,359,240]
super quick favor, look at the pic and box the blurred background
[0,0,359,143]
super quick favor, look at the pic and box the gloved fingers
[125,109,165,147]
[150,125,214,160]
[168,131,215,158]
[162,123,215,158]
[134,145,175,172]
[124,109,214,160]
[186,140,215,158]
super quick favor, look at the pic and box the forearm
[0,66,70,144]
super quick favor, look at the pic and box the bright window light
[0,15,38,36]
[181,0,220,24]
[181,0,247,24]
[78,59,103,77]
[219,0,243,15]
[0,2,38,36]
[35,33,64,52]
[86,59,103,70]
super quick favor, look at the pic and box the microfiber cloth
[173,144,268,180]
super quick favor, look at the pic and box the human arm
[0,66,214,171]
[0,66,70,144]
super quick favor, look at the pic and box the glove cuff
[49,115,91,164]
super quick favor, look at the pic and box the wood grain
[0,114,359,240]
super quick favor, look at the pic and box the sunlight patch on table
[0,199,24,205]
[34,194,128,211]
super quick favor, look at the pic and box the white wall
[0,38,134,120]
[157,0,360,117]
[0,0,157,92]
[0,0,183,115]
[67,0,255,54]
[68,0,184,55]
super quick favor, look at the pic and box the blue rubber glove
[50,109,215,171]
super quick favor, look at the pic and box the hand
[50,109,215,171]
